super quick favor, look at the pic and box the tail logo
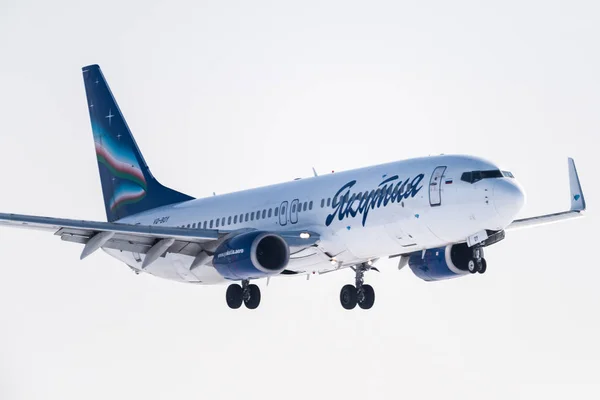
[93,123,147,211]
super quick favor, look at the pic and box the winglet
[568,158,586,212]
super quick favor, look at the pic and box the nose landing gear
[226,280,261,309]
[467,246,487,274]
[340,263,376,310]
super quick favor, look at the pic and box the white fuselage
[105,155,525,284]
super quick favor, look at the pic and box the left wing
[0,213,319,265]
[507,158,586,231]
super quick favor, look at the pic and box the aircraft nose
[493,178,526,225]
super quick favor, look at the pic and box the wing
[507,158,586,231]
[0,213,320,267]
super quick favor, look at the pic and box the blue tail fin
[82,64,194,222]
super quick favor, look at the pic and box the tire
[358,284,375,310]
[468,259,477,274]
[244,284,261,309]
[226,284,243,309]
[340,284,358,310]
[478,258,487,274]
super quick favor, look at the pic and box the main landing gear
[226,280,261,310]
[340,263,376,310]
[467,245,487,274]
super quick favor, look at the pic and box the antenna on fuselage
[312,167,318,177]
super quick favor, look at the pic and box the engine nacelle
[408,243,473,282]
[213,231,290,280]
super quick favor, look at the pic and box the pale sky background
[0,1,598,399]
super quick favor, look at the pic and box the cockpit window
[461,169,513,183]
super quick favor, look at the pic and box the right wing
[507,158,586,231]
[0,213,320,268]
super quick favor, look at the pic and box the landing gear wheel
[468,259,478,274]
[340,284,358,310]
[358,284,375,310]
[244,284,261,309]
[226,284,243,309]
[478,258,487,274]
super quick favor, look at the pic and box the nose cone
[493,179,526,227]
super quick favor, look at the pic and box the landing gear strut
[226,280,261,309]
[340,263,376,310]
[467,246,487,274]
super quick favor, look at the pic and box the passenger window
[292,204,296,212]
[281,206,286,215]
[245,213,249,222]
[262,209,266,219]
[268,209,272,218]
[321,199,325,208]
[216,219,220,227]
[256,211,261,220]
[303,202,308,211]
[274,207,279,216]
[192,223,196,228]
[251,212,255,221]
[228,216,232,225]
[210,220,213,228]
[234,215,238,224]
[203,221,207,229]
[309,201,313,210]
[327,198,331,207]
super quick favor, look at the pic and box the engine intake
[213,231,289,280]
[408,243,473,282]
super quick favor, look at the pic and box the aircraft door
[290,199,299,224]
[279,201,288,226]
[429,166,447,206]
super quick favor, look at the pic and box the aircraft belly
[102,249,226,285]
[340,226,399,259]
[288,247,331,270]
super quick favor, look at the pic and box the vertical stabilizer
[82,64,194,222]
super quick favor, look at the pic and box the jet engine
[408,243,473,281]
[213,231,290,280]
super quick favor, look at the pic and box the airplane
[0,64,587,310]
